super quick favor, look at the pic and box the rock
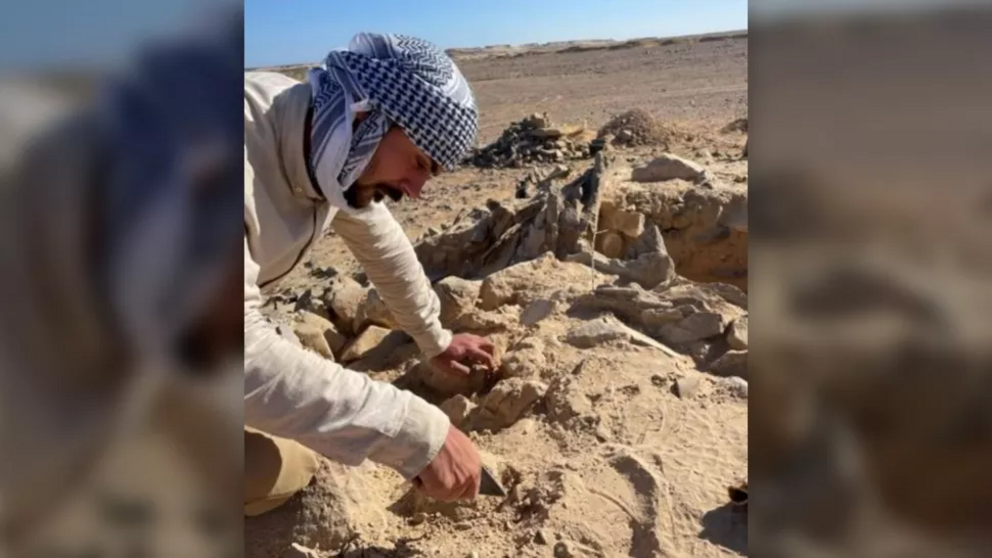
[531,127,563,140]
[284,543,321,558]
[412,360,491,398]
[324,277,367,335]
[599,202,645,238]
[554,540,603,558]
[276,324,302,348]
[624,250,676,289]
[527,112,549,129]
[594,230,625,259]
[293,312,347,360]
[535,529,551,545]
[616,129,634,143]
[541,163,571,184]
[520,298,555,326]
[563,318,631,349]
[631,153,705,182]
[722,376,748,399]
[710,350,747,379]
[626,224,666,260]
[294,288,332,320]
[725,197,749,236]
[674,375,702,399]
[546,377,593,423]
[246,461,379,555]
[356,289,398,331]
[473,378,547,431]
[435,276,481,325]
[500,337,547,379]
[452,308,516,333]
[479,252,558,310]
[439,395,478,429]
[340,325,394,363]
[659,311,728,345]
[727,316,748,350]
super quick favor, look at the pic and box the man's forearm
[244,310,450,479]
[332,204,452,358]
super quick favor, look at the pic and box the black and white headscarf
[307,32,478,212]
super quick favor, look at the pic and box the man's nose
[400,176,426,199]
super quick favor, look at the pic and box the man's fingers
[478,338,496,352]
[467,347,496,369]
[449,361,472,375]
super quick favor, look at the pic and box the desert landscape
[248,31,749,558]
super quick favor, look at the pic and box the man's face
[346,125,439,208]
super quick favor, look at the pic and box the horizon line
[245,26,748,70]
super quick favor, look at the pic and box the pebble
[675,375,701,399]
[535,529,551,545]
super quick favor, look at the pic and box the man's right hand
[413,425,481,501]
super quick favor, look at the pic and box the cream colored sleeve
[243,237,450,480]
[331,203,453,358]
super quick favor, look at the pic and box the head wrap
[306,33,478,212]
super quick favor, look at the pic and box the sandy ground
[247,32,749,558]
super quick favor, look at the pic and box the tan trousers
[244,427,320,516]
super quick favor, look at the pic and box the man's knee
[244,427,319,516]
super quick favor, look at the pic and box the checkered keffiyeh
[307,33,478,211]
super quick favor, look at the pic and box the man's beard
[344,183,403,208]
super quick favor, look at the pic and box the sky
[245,0,749,68]
[0,0,227,72]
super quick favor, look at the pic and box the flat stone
[659,311,727,345]
[340,325,394,363]
[520,298,555,326]
[554,540,603,558]
[563,318,630,349]
[726,316,748,350]
[631,153,705,182]
[530,127,563,139]
[710,350,748,379]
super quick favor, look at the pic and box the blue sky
[245,0,749,68]
[0,0,219,71]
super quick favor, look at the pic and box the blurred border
[750,2,992,557]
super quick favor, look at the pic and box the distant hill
[246,29,747,72]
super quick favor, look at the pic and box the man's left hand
[431,333,496,376]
